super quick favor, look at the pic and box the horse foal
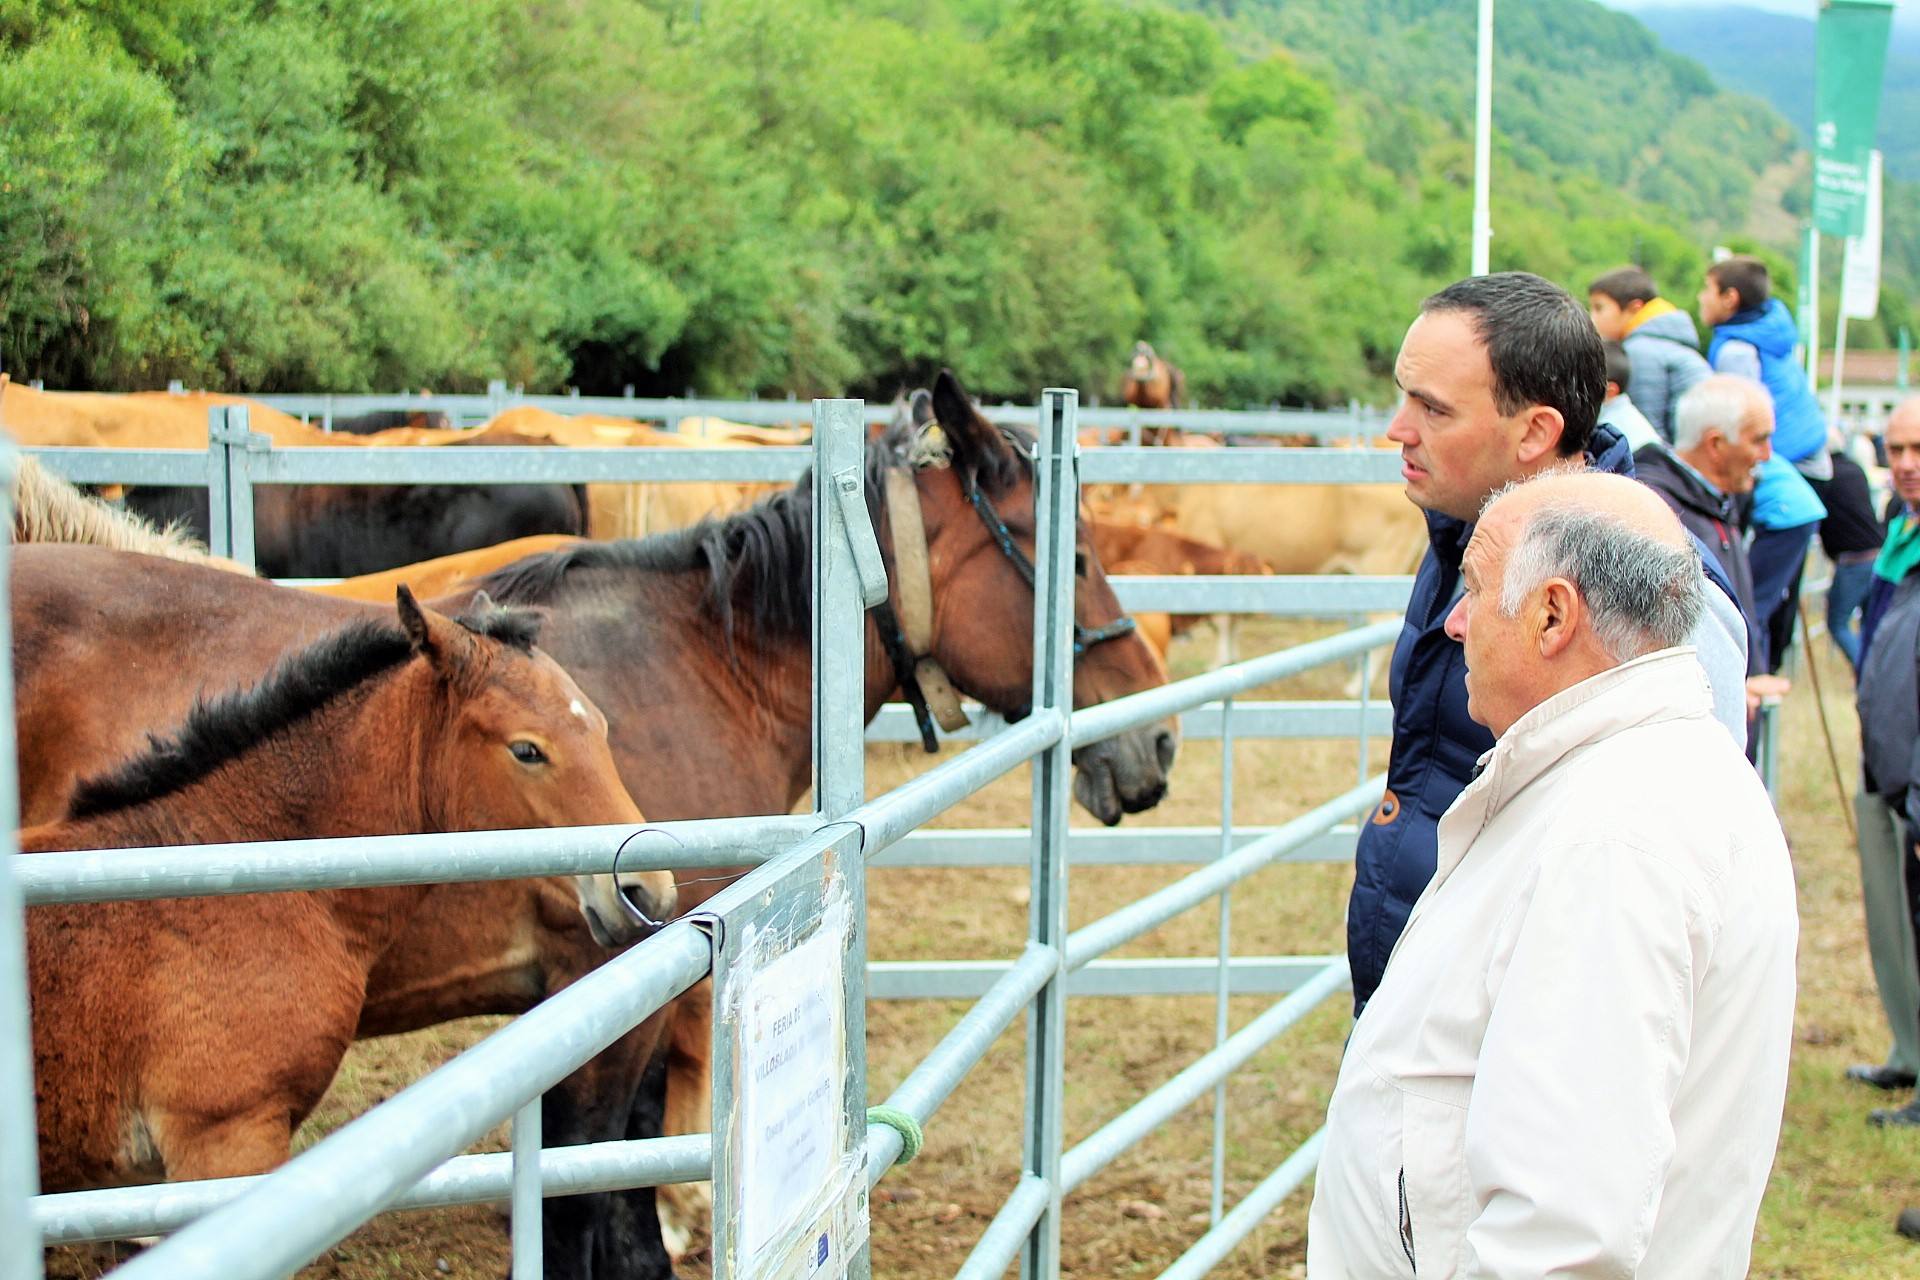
[25,588,667,1191]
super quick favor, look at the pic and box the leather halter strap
[884,468,971,742]
[874,459,1140,752]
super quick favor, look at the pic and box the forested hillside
[1631,5,1920,183]
[0,0,1878,404]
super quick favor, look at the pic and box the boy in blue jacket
[1699,256,1827,671]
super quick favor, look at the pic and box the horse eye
[509,740,548,766]
[1074,551,1089,577]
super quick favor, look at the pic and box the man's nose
[1444,594,1468,641]
[1386,404,1418,444]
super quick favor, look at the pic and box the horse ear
[930,368,1009,472]
[395,584,474,670]
[909,388,934,429]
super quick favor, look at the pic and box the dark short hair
[1421,272,1602,458]
[1603,340,1632,393]
[1588,266,1658,306]
[1707,256,1771,312]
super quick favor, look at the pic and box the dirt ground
[44,619,1920,1279]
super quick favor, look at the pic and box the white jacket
[1308,649,1798,1278]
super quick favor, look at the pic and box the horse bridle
[873,461,1139,752]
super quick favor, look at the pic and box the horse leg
[656,978,714,1250]
[540,1013,678,1280]
[592,1054,679,1279]
[155,1105,295,1182]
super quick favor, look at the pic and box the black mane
[477,411,1032,646]
[67,602,542,820]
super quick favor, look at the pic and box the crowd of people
[1303,262,1920,1273]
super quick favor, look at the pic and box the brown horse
[25,589,673,1191]
[11,368,1175,1276]
[1124,340,1186,410]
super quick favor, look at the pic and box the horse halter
[872,459,1139,753]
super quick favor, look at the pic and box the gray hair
[1496,506,1704,662]
[1672,376,1762,452]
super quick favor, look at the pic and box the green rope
[866,1105,924,1165]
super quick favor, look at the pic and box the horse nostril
[1154,728,1178,772]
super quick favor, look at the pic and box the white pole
[1831,237,1853,433]
[1806,232,1821,383]
[1471,0,1495,275]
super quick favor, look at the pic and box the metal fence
[18,386,1755,1279]
[242,383,1390,443]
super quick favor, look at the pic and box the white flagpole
[1472,0,1494,275]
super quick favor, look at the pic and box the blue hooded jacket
[1708,300,1827,464]
[1344,424,1744,1012]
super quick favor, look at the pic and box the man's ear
[1622,298,1647,318]
[1534,577,1582,659]
[1516,404,1568,465]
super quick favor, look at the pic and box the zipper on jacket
[1399,1166,1417,1273]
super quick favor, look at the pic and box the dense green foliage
[0,0,1882,403]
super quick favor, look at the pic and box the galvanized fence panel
[9,392,1417,1279]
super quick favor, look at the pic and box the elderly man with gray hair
[1309,471,1798,1279]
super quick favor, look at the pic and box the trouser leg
[1857,789,1920,1075]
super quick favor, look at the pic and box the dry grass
[44,620,1920,1279]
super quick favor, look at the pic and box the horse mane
[11,455,250,574]
[477,409,1032,647]
[67,602,542,820]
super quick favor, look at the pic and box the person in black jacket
[1346,274,1755,1014]
[1808,444,1886,673]
[1633,376,1772,672]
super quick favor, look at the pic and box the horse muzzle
[1070,720,1179,826]
[576,871,678,948]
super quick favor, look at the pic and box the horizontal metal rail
[1108,576,1413,615]
[875,824,1358,868]
[24,443,809,486]
[19,448,213,485]
[245,445,808,485]
[1080,447,1401,485]
[954,1174,1054,1280]
[864,943,1062,1178]
[868,699,1392,745]
[1065,777,1385,972]
[1154,1128,1330,1280]
[110,921,714,1280]
[249,392,1387,437]
[1059,961,1348,1194]
[868,955,1345,1001]
[1072,619,1403,750]
[34,1136,711,1244]
[849,711,1065,857]
[16,815,814,905]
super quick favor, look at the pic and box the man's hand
[1745,674,1792,715]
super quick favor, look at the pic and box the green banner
[1813,0,1896,237]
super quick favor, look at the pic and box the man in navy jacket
[1346,272,1752,1013]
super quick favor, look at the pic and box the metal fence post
[509,1097,542,1280]
[0,448,45,1280]
[813,398,882,1279]
[1210,694,1235,1226]
[205,406,264,571]
[204,408,232,559]
[1021,389,1078,1280]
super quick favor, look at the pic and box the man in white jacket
[1308,471,1798,1278]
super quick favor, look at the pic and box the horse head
[875,370,1178,825]
[1130,341,1160,385]
[394,586,676,945]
